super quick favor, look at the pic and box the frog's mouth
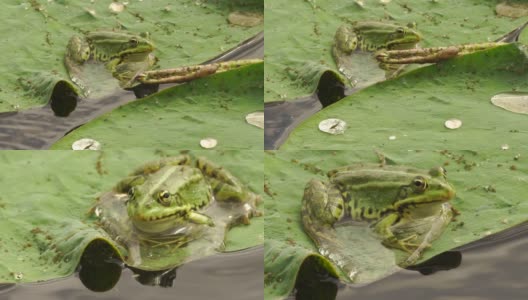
[394,188,455,211]
[131,212,187,234]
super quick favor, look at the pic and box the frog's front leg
[372,212,421,253]
[301,180,360,280]
[128,155,192,176]
[188,211,215,227]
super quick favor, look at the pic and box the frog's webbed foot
[234,197,263,225]
[382,234,430,254]
[129,155,192,176]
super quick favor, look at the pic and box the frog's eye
[396,27,405,34]
[429,167,446,178]
[128,187,135,197]
[158,190,171,206]
[412,176,428,191]
[129,38,139,47]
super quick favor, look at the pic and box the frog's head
[86,31,155,62]
[354,21,421,51]
[393,167,455,212]
[126,165,212,233]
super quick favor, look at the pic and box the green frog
[116,155,260,234]
[94,155,261,269]
[332,21,421,85]
[301,163,456,280]
[64,30,157,95]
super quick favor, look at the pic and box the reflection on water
[2,246,263,300]
[292,223,528,300]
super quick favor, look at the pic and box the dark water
[0,32,263,149]
[2,246,263,300]
[292,223,528,300]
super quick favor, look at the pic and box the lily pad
[264,149,528,299]
[50,63,263,150]
[0,149,263,284]
[264,0,527,102]
[0,0,263,113]
[281,44,528,150]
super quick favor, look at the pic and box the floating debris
[501,144,509,150]
[84,7,97,17]
[318,118,347,135]
[388,135,396,140]
[72,138,101,150]
[444,118,462,129]
[491,92,528,114]
[109,2,125,13]
[13,272,23,280]
[200,138,218,149]
[227,11,263,27]
[496,2,528,18]
[245,111,264,129]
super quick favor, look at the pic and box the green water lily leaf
[50,63,263,150]
[0,0,262,113]
[264,150,528,300]
[281,43,528,150]
[0,150,263,284]
[264,0,527,102]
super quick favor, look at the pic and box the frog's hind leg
[195,157,250,202]
[195,157,261,224]
[128,155,192,176]
[301,180,360,281]
[64,35,91,96]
